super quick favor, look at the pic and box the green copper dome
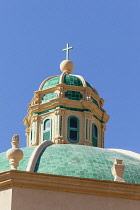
[34,145,140,183]
[1,144,140,184]
[40,74,98,95]
[41,75,83,90]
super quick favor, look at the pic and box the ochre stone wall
[0,189,12,209]
[12,187,140,210]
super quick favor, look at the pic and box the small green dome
[40,74,98,95]
[41,75,83,90]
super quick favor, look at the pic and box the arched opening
[68,116,79,143]
[92,124,98,147]
[43,119,52,141]
[30,129,32,145]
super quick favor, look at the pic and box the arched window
[43,118,52,141]
[68,116,79,143]
[30,129,32,145]
[92,124,98,147]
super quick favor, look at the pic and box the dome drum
[24,104,106,148]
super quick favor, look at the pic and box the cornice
[0,170,140,200]
[35,84,101,101]
[23,97,109,124]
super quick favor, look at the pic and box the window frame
[30,129,32,145]
[92,123,98,147]
[68,115,79,143]
[43,118,52,141]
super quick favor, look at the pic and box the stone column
[84,112,92,146]
[101,123,106,148]
[54,109,65,144]
[30,115,39,146]
[25,128,30,147]
[33,115,40,145]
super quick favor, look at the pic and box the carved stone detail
[54,136,64,144]
[31,93,40,105]
[32,115,39,122]
[84,113,92,120]
[6,135,24,170]
[111,159,125,182]
[23,118,30,127]
[101,123,106,132]
[26,128,30,136]
[100,98,104,107]
[84,140,92,146]
[56,87,64,98]
[85,90,92,101]
[54,109,65,116]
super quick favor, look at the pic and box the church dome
[1,144,140,184]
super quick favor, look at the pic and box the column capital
[54,109,65,116]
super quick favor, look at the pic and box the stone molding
[26,140,53,172]
[0,170,140,200]
[39,75,60,90]
[54,109,65,116]
[54,136,64,144]
[84,112,92,119]
[24,97,109,123]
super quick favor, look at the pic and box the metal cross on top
[62,43,73,60]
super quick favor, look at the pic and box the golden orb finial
[60,60,74,74]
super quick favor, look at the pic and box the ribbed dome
[1,145,138,183]
[40,74,98,95]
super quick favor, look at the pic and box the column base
[84,140,92,146]
[53,136,64,144]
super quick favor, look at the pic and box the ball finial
[60,60,74,74]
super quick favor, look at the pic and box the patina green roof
[42,76,60,90]
[64,75,83,86]
[41,74,98,96]
[0,145,140,184]
[34,144,140,184]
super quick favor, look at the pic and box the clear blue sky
[0,1,140,153]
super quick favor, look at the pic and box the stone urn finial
[6,134,24,170]
[111,159,125,182]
